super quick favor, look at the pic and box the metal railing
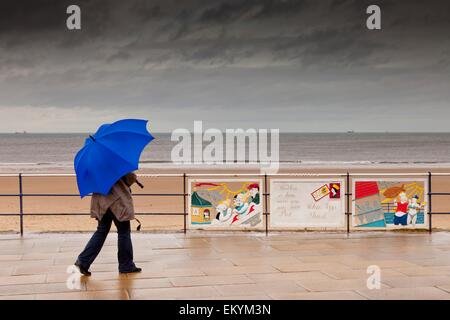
[1,172,450,235]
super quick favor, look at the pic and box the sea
[1,132,450,172]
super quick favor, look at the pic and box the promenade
[1,232,450,300]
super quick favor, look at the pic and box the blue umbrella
[74,119,154,197]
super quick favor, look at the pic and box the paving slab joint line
[167,278,179,287]
[354,289,371,300]
[352,289,369,300]
[273,266,284,273]
[317,270,340,280]
[434,285,450,295]
[211,284,224,298]
[379,281,394,289]
[295,281,311,292]
[391,268,412,277]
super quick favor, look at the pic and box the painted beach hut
[354,181,386,227]
[191,190,213,224]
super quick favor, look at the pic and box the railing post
[264,173,269,236]
[428,172,432,233]
[19,173,24,236]
[183,173,187,234]
[346,172,350,234]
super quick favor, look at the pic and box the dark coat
[90,173,137,222]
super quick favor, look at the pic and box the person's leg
[113,217,137,272]
[76,211,113,270]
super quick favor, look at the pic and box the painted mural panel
[270,179,345,228]
[352,179,427,229]
[189,179,263,229]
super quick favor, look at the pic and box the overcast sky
[0,0,449,133]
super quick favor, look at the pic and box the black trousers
[77,209,135,272]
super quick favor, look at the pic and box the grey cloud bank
[0,0,449,132]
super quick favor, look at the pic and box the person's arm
[122,172,144,189]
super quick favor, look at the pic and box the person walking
[74,172,142,276]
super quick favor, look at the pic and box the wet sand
[1,165,450,232]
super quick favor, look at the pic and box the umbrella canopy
[74,119,154,197]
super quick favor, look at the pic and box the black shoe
[74,260,91,276]
[119,267,142,274]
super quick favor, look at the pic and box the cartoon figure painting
[189,179,263,229]
[247,183,260,205]
[393,191,409,226]
[190,189,213,225]
[215,200,233,222]
[203,209,211,221]
[408,195,425,227]
[353,179,427,229]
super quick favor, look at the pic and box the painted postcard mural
[353,179,427,229]
[270,179,345,228]
[189,179,263,229]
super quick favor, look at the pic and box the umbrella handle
[136,180,144,189]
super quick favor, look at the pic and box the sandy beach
[1,165,450,233]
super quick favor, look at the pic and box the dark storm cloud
[0,0,67,34]
[0,0,111,41]
[0,0,449,132]
[198,0,307,23]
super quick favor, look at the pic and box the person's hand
[122,172,138,187]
